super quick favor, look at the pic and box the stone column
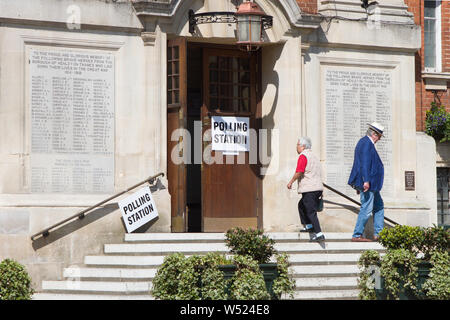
[301,42,310,137]
[141,29,168,178]
[141,28,170,232]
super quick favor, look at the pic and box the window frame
[424,0,442,73]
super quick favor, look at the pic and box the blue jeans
[352,190,384,238]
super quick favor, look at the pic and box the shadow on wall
[31,178,166,250]
[323,199,396,238]
[259,43,282,179]
[31,203,119,251]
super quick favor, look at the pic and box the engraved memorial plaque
[29,47,114,193]
[323,67,393,197]
[405,171,415,191]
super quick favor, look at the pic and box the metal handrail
[323,183,399,226]
[30,172,165,241]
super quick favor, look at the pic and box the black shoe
[300,227,313,233]
[310,234,325,242]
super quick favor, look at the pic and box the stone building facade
[0,0,436,289]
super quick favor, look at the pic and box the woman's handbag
[317,194,324,212]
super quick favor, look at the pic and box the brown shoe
[351,237,372,242]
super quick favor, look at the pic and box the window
[437,168,450,227]
[424,0,442,72]
[167,45,180,105]
[208,55,251,113]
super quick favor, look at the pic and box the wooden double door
[167,38,262,232]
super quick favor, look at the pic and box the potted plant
[357,225,450,300]
[151,227,295,300]
[425,102,449,143]
[0,258,34,300]
[151,252,230,300]
[223,227,295,299]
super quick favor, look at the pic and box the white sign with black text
[211,116,250,155]
[118,186,158,233]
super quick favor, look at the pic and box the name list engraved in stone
[29,47,114,193]
[324,67,392,197]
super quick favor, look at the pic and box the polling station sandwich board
[211,116,250,155]
[118,186,158,233]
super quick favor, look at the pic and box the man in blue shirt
[348,122,385,242]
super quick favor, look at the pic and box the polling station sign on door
[211,116,250,155]
[118,186,158,233]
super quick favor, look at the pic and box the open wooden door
[201,48,261,232]
[167,38,187,232]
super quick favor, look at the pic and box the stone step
[293,289,360,300]
[295,276,359,290]
[54,264,360,282]
[104,242,228,255]
[103,241,383,255]
[288,253,363,265]
[84,255,165,267]
[33,293,154,300]
[63,267,157,280]
[63,264,360,281]
[36,232,381,300]
[42,280,151,294]
[123,232,356,243]
[84,252,365,267]
[291,264,360,277]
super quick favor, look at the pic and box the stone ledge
[422,72,450,91]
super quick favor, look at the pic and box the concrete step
[103,241,383,255]
[64,265,361,281]
[123,232,356,243]
[42,280,151,294]
[84,255,165,267]
[293,289,360,300]
[84,252,365,267]
[291,264,360,277]
[33,293,154,300]
[63,267,157,280]
[36,232,383,300]
[288,253,362,265]
[295,276,359,290]
[104,242,228,255]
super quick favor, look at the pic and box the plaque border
[23,36,122,194]
[318,57,399,199]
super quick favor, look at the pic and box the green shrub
[425,102,449,142]
[422,250,450,300]
[152,229,295,300]
[357,250,381,300]
[0,259,34,300]
[378,225,423,253]
[379,249,419,300]
[379,225,449,258]
[228,255,270,300]
[418,225,450,260]
[151,252,228,300]
[225,227,276,264]
[272,253,295,299]
[359,225,450,300]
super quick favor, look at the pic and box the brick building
[404,0,450,225]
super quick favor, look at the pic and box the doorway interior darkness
[169,41,262,232]
[186,44,202,232]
